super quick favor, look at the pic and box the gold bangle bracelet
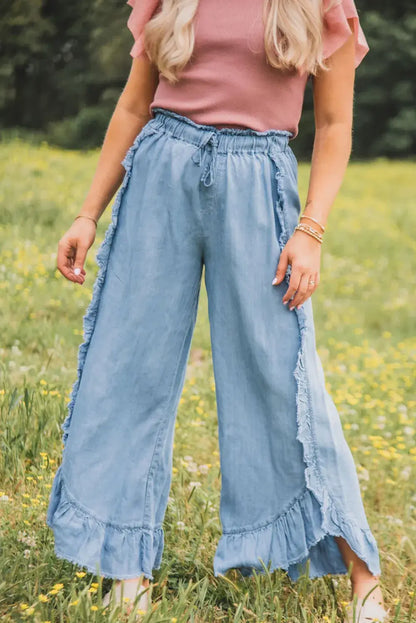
[300,213,326,232]
[74,214,98,227]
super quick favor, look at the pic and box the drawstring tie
[191,132,219,187]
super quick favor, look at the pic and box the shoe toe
[343,599,389,623]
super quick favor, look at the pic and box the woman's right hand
[57,218,97,284]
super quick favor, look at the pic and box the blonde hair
[144,0,340,83]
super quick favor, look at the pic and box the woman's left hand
[272,229,322,310]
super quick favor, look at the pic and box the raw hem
[47,465,164,581]
[273,146,380,580]
[212,485,381,582]
[291,304,381,581]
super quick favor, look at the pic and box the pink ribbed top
[126,0,369,138]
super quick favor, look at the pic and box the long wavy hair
[144,0,341,82]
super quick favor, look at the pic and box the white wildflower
[188,481,201,491]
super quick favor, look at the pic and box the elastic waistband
[150,107,292,154]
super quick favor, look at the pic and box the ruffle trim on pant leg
[213,484,381,581]
[290,305,381,581]
[61,123,157,448]
[46,465,164,580]
[214,149,382,582]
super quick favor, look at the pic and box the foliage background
[0,0,415,157]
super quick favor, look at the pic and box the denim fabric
[46,107,381,581]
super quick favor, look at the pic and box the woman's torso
[149,0,310,138]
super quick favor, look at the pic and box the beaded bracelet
[74,214,98,227]
[294,223,323,243]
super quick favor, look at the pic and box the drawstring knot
[191,132,219,187]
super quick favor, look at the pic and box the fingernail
[297,305,302,309]
[272,278,278,285]
[283,300,288,305]
[289,306,294,311]
[74,267,81,276]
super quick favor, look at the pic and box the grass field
[0,138,415,622]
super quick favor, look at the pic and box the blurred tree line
[0,0,414,158]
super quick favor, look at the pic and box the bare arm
[57,55,159,284]
[303,18,356,228]
[273,20,356,310]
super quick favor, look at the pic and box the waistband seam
[150,108,291,153]
[152,126,289,155]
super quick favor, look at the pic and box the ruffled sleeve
[322,0,369,68]
[126,0,161,58]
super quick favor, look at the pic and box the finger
[57,240,78,283]
[289,273,310,309]
[272,249,289,285]
[292,274,313,308]
[295,272,320,308]
[73,244,88,283]
[282,267,302,304]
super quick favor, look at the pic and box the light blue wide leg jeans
[46,107,382,581]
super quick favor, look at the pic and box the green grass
[0,139,415,622]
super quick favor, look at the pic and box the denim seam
[220,484,377,541]
[222,485,309,535]
[152,106,293,140]
[143,276,201,525]
[268,147,379,572]
[59,473,164,532]
[151,130,286,155]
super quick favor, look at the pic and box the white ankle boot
[343,597,390,623]
[102,578,151,618]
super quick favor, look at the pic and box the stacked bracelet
[294,223,323,243]
[74,214,98,227]
[299,213,326,233]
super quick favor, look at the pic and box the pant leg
[203,142,382,581]
[47,122,204,580]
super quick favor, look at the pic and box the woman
[46,0,389,621]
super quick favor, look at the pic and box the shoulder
[125,0,162,58]
[321,0,370,68]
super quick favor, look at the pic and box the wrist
[74,214,98,227]
[301,201,327,230]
